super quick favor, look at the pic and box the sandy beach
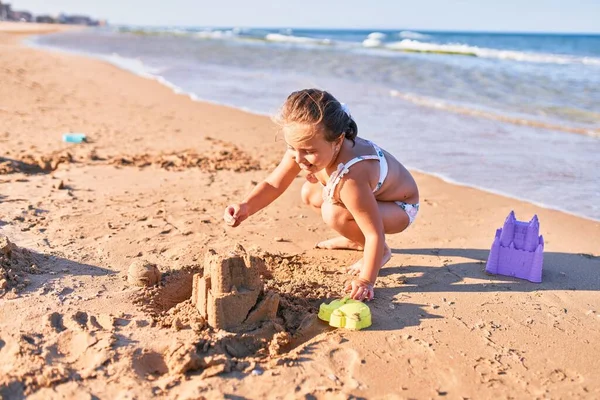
[1,22,600,399]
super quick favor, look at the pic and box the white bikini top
[322,140,389,203]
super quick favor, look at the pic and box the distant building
[0,1,12,21]
[10,10,32,22]
[0,3,101,25]
[35,15,56,23]
[58,13,99,26]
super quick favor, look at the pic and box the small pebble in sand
[273,237,285,242]
[127,260,162,287]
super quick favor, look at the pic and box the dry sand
[1,22,599,399]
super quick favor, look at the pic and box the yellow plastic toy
[318,297,372,330]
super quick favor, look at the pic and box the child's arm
[337,170,385,300]
[224,151,300,227]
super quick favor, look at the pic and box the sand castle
[192,245,280,330]
[486,211,544,283]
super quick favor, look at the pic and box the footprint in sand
[47,329,115,379]
[473,357,507,386]
[546,368,584,384]
[44,311,115,333]
[327,347,363,389]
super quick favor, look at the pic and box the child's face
[283,123,339,173]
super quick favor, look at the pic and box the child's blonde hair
[275,89,358,145]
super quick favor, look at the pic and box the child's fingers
[345,279,374,301]
[227,206,237,217]
[350,283,365,300]
[366,287,375,301]
[345,265,360,276]
[223,206,238,225]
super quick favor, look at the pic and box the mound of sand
[0,235,41,296]
[127,245,334,379]
[109,139,263,173]
[0,153,74,174]
[127,260,162,287]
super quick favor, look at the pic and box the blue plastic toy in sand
[62,133,87,143]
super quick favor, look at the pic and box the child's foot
[315,236,363,251]
[346,244,392,275]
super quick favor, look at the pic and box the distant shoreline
[0,21,83,35]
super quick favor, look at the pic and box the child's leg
[300,180,323,214]
[321,200,410,243]
[346,244,392,275]
[320,200,410,273]
[301,180,363,250]
[315,237,363,250]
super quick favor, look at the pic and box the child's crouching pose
[224,89,419,301]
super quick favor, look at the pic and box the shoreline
[0,21,82,36]
[24,28,600,224]
[1,23,599,399]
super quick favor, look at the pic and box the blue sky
[10,0,600,33]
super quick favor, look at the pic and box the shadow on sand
[384,247,600,292]
[3,247,115,297]
[358,246,600,332]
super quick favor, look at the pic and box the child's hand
[223,203,249,227]
[345,278,374,301]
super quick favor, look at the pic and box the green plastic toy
[318,297,372,330]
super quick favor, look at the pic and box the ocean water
[31,27,600,221]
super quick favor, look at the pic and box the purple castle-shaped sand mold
[485,211,544,283]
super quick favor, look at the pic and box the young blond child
[224,89,419,301]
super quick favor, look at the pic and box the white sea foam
[104,53,164,76]
[389,89,600,138]
[384,39,600,66]
[582,57,600,66]
[362,38,383,48]
[367,32,387,40]
[399,30,430,40]
[264,33,332,45]
[362,32,386,47]
[194,29,237,39]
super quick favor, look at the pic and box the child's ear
[274,130,284,143]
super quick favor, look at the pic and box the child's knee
[301,181,321,207]
[321,202,350,228]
